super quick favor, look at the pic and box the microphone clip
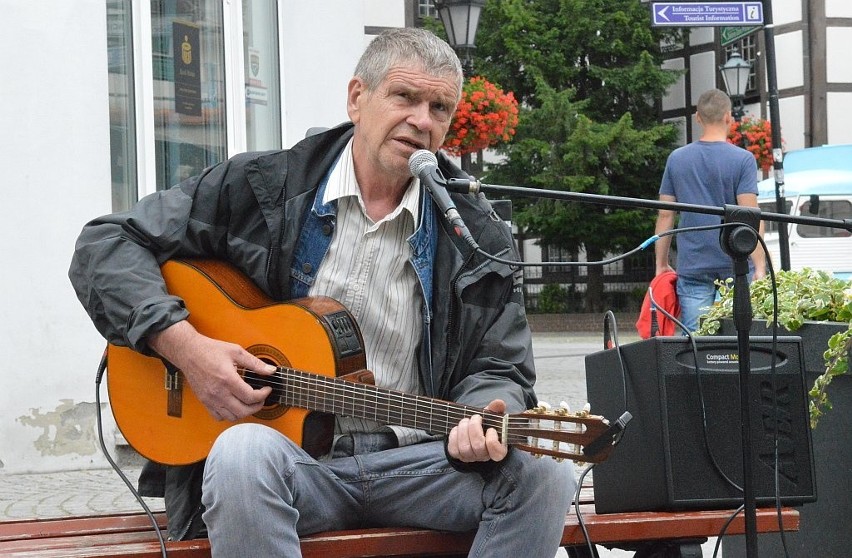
[445,177,481,194]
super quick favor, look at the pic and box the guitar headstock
[506,402,630,464]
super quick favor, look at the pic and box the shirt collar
[323,138,421,225]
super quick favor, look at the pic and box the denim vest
[288,175,439,393]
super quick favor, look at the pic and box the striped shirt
[310,140,428,446]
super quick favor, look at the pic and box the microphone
[408,150,478,249]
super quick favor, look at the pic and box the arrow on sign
[657,5,671,21]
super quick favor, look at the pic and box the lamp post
[719,49,751,122]
[435,0,484,175]
[434,0,484,77]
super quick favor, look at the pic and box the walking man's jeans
[676,271,752,333]
[676,272,720,332]
[202,423,576,557]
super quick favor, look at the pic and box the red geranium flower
[442,76,519,157]
[727,117,777,172]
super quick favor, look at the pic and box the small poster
[246,46,267,106]
[173,21,201,116]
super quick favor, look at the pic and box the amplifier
[585,336,816,513]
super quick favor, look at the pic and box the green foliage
[469,0,683,311]
[537,283,572,314]
[474,0,684,124]
[696,269,852,428]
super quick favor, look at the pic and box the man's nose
[407,102,434,131]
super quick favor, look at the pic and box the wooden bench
[0,503,799,557]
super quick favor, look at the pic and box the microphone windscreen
[408,149,437,178]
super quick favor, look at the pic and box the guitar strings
[234,366,589,443]
[243,366,512,429]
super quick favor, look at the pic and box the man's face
[347,65,459,188]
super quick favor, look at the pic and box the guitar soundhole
[247,344,290,420]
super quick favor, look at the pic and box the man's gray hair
[354,28,463,103]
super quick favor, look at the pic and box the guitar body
[107,259,368,466]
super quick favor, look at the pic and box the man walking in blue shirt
[654,88,766,332]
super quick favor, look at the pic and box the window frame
[124,0,284,199]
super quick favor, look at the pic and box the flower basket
[442,76,519,157]
[727,117,774,172]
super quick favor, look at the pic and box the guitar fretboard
[251,368,523,443]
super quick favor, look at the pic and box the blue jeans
[676,273,720,333]
[201,423,576,557]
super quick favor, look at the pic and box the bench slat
[0,505,799,558]
[565,505,799,545]
[0,512,167,542]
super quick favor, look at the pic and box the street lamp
[719,49,752,121]
[435,0,484,174]
[434,0,484,76]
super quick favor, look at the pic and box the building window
[151,0,227,190]
[243,0,281,151]
[106,0,137,211]
[418,0,437,19]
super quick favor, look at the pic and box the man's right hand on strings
[148,320,275,421]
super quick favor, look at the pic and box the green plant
[696,268,852,428]
[536,283,571,314]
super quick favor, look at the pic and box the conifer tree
[473,0,684,312]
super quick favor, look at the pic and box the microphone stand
[719,205,761,557]
[446,177,852,558]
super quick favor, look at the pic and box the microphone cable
[94,347,169,558]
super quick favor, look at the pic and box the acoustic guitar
[107,259,617,466]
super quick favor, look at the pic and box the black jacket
[69,123,536,539]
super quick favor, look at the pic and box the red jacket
[635,271,680,338]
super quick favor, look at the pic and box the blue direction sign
[651,2,764,27]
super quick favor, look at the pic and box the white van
[757,145,852,279]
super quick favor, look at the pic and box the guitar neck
[270,368,507,438]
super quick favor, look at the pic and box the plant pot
[716,319,847,378]
[715,320,852,557]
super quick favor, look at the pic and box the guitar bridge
[164,363,183,418]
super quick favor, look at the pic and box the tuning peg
[535,401,552,413]
[553,401,571,416]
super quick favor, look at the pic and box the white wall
[821,25,852,146]
[0,0,404,475]
[280,0,370,146]
[778,95,807,152]
[661,58,685,112]
[827,93,852,145]
[364,0,406,28]
[826,0,852,18]
[0,0,114,473]
[772,0,803,25]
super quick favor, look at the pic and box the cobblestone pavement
[0,466,158,520]
[1,331,717,556]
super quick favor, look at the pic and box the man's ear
[347,77,366,123]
